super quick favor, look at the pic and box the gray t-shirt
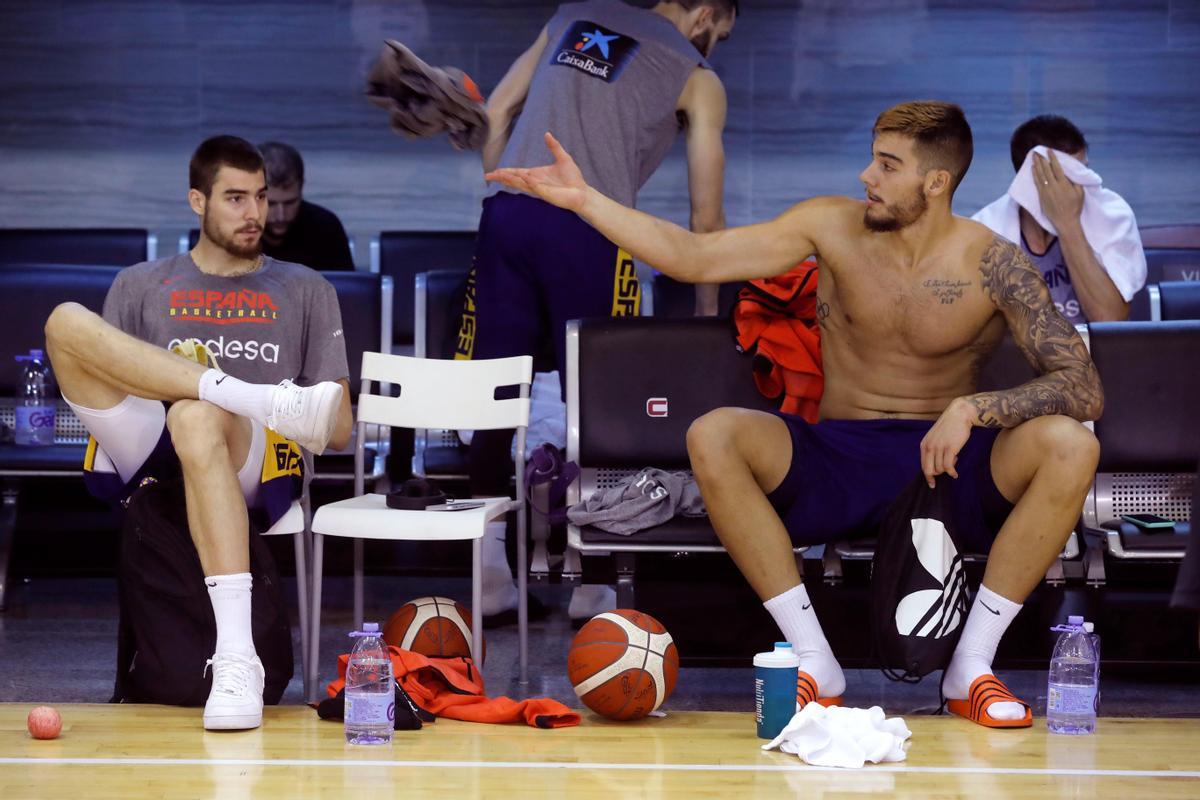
[103,253,349,386]
[490,0,707,208]
[1021,235,1085,325]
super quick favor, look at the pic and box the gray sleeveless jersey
[490,0,708,208]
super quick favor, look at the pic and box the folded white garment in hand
[762,703,912,769]
[972,145,1146,302]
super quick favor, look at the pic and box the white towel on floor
[762,703,912,769]
[971,146,1146,301]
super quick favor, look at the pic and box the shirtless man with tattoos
[487,101,1104,728]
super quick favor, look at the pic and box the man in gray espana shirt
[44,136,350,733]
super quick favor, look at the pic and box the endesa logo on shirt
[550,20,639,83]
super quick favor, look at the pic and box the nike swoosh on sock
[980,601,1001,615]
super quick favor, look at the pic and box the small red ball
[27,706,62,740]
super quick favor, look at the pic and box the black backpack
[111,478,294,706]
[871,473,970,682]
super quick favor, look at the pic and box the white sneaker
[265,379,343,454]
[203,652,266,730]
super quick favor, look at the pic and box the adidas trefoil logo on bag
[894,518,967,639]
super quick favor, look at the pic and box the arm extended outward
[486,132,832,284]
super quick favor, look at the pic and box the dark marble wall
[1,0,1197,264]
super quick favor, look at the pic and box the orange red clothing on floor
[327,646,581,728]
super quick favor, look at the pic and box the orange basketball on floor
[383,596,484,662]
[568,609,678,721]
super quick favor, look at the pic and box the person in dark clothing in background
[258,141,356,271]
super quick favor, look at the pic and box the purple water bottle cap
[1067,615,1084,626]
[349,622,382,637]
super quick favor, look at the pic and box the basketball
[568,609,678,721]
[383,596,483,662]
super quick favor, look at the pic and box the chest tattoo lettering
[923,278,972,305]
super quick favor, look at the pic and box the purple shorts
[765,416,1014,554]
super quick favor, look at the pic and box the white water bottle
[15,349,56,446]
[344,622,394,745]
[1047,615,1098,735]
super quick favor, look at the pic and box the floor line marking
[1,757,1198,779]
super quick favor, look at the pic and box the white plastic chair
[259,496,312,700]
[309,352,533,696]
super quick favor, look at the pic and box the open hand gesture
[485,132,589,213]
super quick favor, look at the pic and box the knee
[687,407,743,473]
[44,302,91,349]
[166,400,230,460]
[1034,416,1100,479]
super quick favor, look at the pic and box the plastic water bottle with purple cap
[14,349,55,446]
[345,622,394,745]
[1046,615,1098,735]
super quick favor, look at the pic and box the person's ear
[188,188,206,217]
[690,5,714,35]
[926,169,951,197]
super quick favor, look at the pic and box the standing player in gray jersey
[457,0,737,625]
[43,136,351,731]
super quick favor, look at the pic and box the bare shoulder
[678,66,726,112]
[972,230,1046,309]
[779,195,860,225]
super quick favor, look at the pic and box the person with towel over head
[972,114,1146,324]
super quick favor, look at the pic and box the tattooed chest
[824,275,991,356]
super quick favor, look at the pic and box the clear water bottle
[344,622,394,745]
[15,349,56,446]
[1084,621,1100,713]
[1047,615,1098,735]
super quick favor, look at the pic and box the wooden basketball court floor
[2,704,1198,799]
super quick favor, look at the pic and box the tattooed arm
[964,236,1104,427]
[916,236,1103,487]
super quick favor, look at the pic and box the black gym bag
[871,473,971,682]
[110,478,294,705]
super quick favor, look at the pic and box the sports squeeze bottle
[754,642,800,739]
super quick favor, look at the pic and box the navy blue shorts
[765,417,1015,554]
[455,192,641,382]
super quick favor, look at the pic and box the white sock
[943,584,1024,720]
[198,369,273,425]
[480,520,517,615]
[206,572,255,656]
[763,583,845,698]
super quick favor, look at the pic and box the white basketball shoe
[203,651,266,730]
[265,379,343,454]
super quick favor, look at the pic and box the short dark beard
[202,212,262,260]
[689,32,713,58]
[863,186,928,232]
